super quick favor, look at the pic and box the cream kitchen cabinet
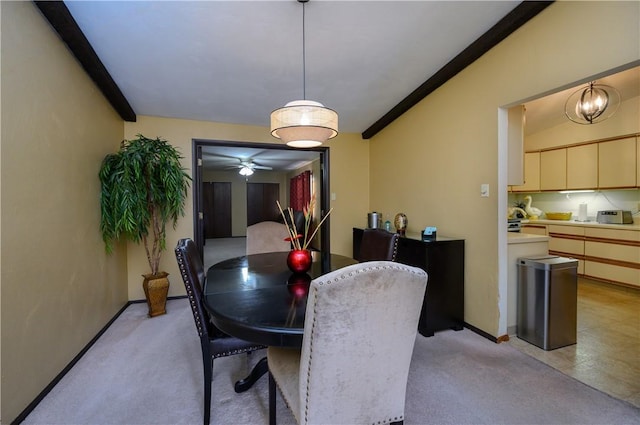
[547,224,585,275]
[521,223,547,235]
[510,152,540,192]
[517,221,640,287]
[598,136,637,188]
[567,144,598,189]
[540,148,566,191]
[637,136,640,185]
[583,227,640,288]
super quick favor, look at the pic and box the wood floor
[509,277,640,408]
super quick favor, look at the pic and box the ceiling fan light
[271,100,338,147]
[239,166,254,176]
[564,81,620,125]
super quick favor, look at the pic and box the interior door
[246,182,280,225]
[203,182,232,238]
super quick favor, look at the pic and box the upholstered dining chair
[359,228,399,261]
[267,261,428,425]
[246,221,292,255]
[175,238,265,425]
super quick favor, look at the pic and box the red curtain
[290,171,311,211]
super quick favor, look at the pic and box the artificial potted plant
[99,134,191,317]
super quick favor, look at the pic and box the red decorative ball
[287,273,311,299]
[287,249,312,274]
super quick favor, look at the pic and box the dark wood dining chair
[267,261,428,424]
[358,228,399,261]
[175,238,265,425]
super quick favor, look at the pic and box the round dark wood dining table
[204,251,357,348]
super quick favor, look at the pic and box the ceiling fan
[232,159,272,176]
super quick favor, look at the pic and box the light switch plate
[480,184,489,197]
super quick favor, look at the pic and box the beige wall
[368,1,639,337]
[0,2,128,422]
[124,116,369,301]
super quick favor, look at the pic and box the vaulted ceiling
[36,1,638,171]
[37,1,552,138]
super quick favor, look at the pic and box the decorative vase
[142,272,170,317]
[287,249,312,274]
[394,213,408,236]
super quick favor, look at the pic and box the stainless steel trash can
[517,255,578,350]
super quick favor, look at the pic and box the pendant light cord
[302,0,306,100]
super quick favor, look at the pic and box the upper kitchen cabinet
[637,137,640,185]
[567,144,598,189]
[510,152,540,192]
[540,148,566,191]
[507,106,525,186]
[598,136,637,188]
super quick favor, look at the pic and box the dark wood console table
[353,228,465,337]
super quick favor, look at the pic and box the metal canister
[367,212,381,228]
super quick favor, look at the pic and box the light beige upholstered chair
[246,221,291,255]
[267,261,428,425]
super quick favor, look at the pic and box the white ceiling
[200,144,321,171]
[61,1,639,171]
[64,0,521,135]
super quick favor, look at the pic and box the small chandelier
[270,0,338,148]
[564,81,620,125]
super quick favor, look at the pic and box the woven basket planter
[142,272,170,317]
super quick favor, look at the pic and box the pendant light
[270,0,338,148]
[564,81,620,125]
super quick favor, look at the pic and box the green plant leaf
[99,135,191,274]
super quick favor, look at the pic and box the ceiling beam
[34,1,137,122]
[361,1,553,140]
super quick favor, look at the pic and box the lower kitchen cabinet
[521,223,547,235]
[544,223,640,288]
[353,228,465,337]
[547,224,585,275]
[583,227,640,288]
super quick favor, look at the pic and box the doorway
[192,139,330,259]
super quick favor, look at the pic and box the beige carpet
[203,237,246,270]
[22,299,639,424]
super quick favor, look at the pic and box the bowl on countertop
[545,212,572,220]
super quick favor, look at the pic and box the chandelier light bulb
[575,83,609,123]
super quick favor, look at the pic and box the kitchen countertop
[507,232,549,244]
[520,218,640,231]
